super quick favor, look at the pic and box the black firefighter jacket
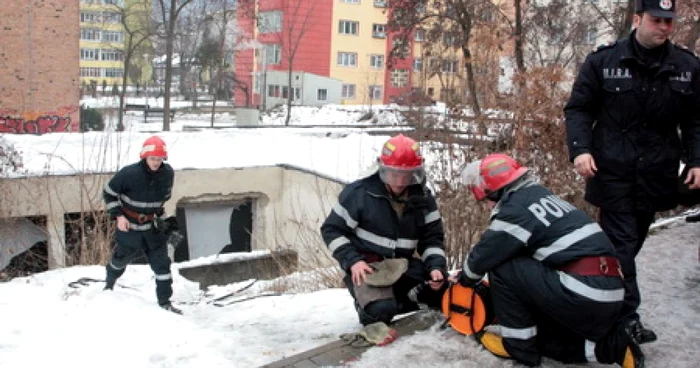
[565,31,700,212]
[103,160,174,231]
[461,181,619,293]
[320,173,447,275]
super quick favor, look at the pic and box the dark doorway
[221,200,253,254]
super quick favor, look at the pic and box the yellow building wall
[79,0,151,86]
[329,2,388,105]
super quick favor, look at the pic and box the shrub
[80,106,105,132]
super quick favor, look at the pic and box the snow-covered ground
[0,213,697,368]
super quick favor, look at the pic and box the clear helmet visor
[379,163,426,187]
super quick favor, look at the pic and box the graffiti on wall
[0,106,78,134]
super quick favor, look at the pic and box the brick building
[0,0,80,134]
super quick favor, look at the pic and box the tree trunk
[162,5,176,132]
[462,45,481,117]
[514,0,525,72]
[617,0,635,39]
[284,63,293,126]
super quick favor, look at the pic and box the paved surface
[260,311,444,368]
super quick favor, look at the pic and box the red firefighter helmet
[461,153,528,201]
[140,135,168,160]
[378,134,425,186]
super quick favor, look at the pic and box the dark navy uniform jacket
[321,172,447,274]
[103,160,174,231]
[565,31,700,212]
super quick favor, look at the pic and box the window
[369,85,382,100]
[282,86,289,99]
[80,48,99,61]
[294,87,301,100]
[268,85,281,98]
[339,20,359,35]
[80,67,101,78]
[413,58,423,72]
[414,29,425,42]
[341,84,356,99]
[427,87,434,96]
[102,31,123,43]
[374,0,386,7]
[104,68,123,78]
[103,12,122,24]
[584,27,597,45]
[442,60,458,73]
[104,0,124,5]
[392,38,408,58]
[101,49,123,61]
[263,44,281,64]
[338,52,357,67]
[390,69,408,87]
[369,54,384,69]
[259,11,282,33]
[317,89,328,101]
[372,24,386,38]
[341,0,360,3]
[80,12,100,23]
[80,28,101,41]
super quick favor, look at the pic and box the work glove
[340,322,398,347]
[153,216,179,234]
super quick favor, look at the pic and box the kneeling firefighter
[320,134,449,335]
[447,153,644,367]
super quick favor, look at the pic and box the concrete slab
[260,310,444,368]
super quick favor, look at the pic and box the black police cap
[635,0,677,19]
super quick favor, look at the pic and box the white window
[80,48,99,61]
[104,68,123,78]
[584,27,597,45]
[80,28,101,41]
[369,54,384,69]
[268,85,281,97]
[372,24,385,38]
[369,85,382,100]
[294,87,301,100]
[80,12,100,23]
[264,44,281,64]
[341,84,356,99]
[103,12,122,24]
[102,31,123,43]
[442,60,458,73]
[101,49,123,61]
[339,20,359,35]
[317,89,328,101]
[259,11,282,33]
[341,0,359,3]
[80,67,102,77]
[413,58,423,72]
[414,29,425,42]
[390,69,408,87]
[374,0,386,7]
[338,52,357,67]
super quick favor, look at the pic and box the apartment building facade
[79,0,128,86]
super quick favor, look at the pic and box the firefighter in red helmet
[103,135,180,314]
[321,134,447,344]
[450,153,644,367]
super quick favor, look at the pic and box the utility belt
[122,207,155,224]
[559,256,622,278]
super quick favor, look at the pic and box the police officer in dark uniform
[453,153,643,368]
[103,135,179,314]
[564,0,700,343]
[321,134,448,326]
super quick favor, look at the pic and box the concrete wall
[0,0,80,133]
[0,165,345,270]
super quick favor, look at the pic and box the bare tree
[155,0,195,131]
[109,0,157,131]
[238,0,315,126]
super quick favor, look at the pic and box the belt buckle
[137,213,148,224]
[599,257,609,274]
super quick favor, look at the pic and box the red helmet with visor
[140,135,168,160]
[378,134,426,187]
[461,153,528,201]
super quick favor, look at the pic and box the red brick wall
[0,0,80,134]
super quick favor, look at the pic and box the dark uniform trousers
[599,210,655,322]
[344,258,445,325]
[490,257,627,366]
[106,229,173,305]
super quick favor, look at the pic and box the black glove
[457,271,477,288]
[152,216,179,234]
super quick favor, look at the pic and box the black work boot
[628,320,657,344]
[621,323,645,368]
[103,279,115,291]
[160,303,182,315]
